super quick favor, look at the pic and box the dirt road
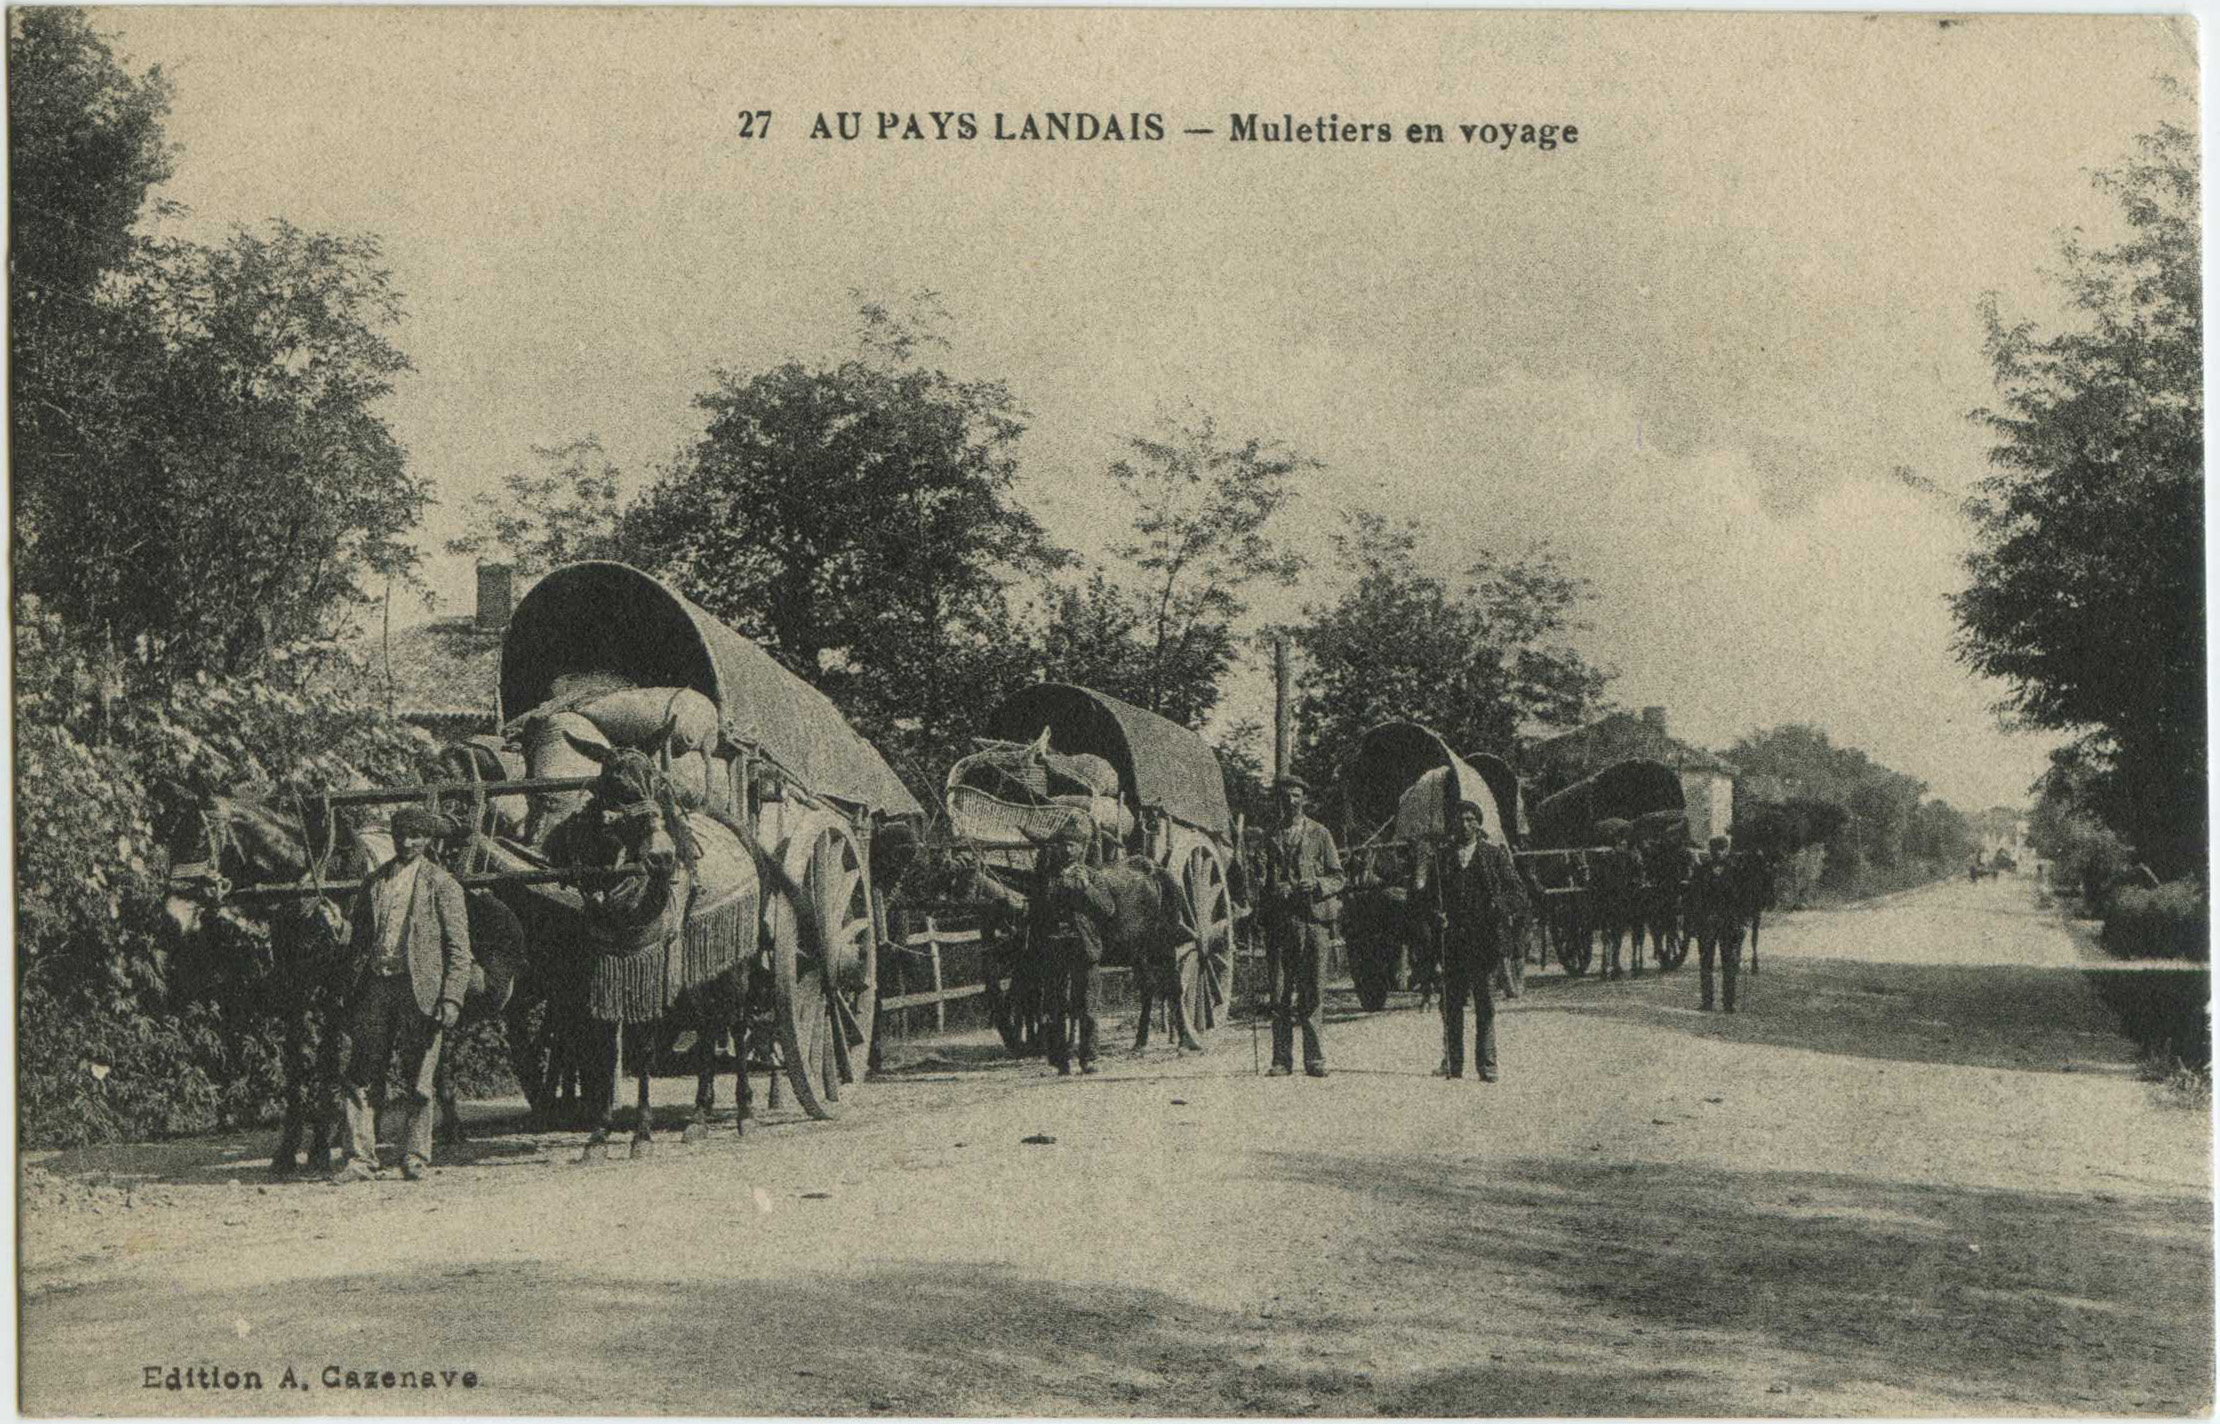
[22,874,2213,1416]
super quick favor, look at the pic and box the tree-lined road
[23,874,2211,1416]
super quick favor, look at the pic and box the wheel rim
[769,815,878,1120]
[1182,847,1235,1032]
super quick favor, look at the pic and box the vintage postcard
[13,6,2209,1418]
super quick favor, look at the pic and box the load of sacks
[515,675,723,840]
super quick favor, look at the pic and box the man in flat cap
[1259,775,1344,1078]
[333,806,472,1182]
[1689,834,1747,1013]
[1415,799,1528,1081]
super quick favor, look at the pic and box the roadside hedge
[2103,880,2211,962]
[16,601,518,1148]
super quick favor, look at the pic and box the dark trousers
[1440,951,1498,1077]
[1267,918,1329,1070]
[1698,922,1743,1010]
[340,971,442,1167]
[1048,962,1098,1072]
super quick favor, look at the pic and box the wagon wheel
[1180,846,1237,1033]
[767,813,878,1121]
[981,918,1052,1058]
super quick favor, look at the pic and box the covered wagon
[934,683,1244,1056]
[458,561,925,1120]
[1336,722,1546,1007]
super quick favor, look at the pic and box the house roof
[373,616,504,724]
[1527,711,1738,776]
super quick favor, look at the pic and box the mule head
[160,790,333,938]
[576,743,682,875]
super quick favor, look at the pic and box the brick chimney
[1640,705,1669,736]
[475,563,514,632]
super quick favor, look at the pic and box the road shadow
[1503,955,2167,1078]
[1260,1148,2214,1416]
[25,1147,2214,1419]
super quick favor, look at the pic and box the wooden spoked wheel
[767,814,878,1121]
[1181,846,1237,1033]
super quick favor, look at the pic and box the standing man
[1416,800,1528,1082]
[1260,775,1343,1079]
[1690,834,1747,1013]
[332,806,472,1183]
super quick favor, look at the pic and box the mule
[1038,856,1204,1071]
[162,790,525,1177]
[527,736,755,1161]
[1341,847,1434,1010]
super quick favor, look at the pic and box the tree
[622,295,1067,783]
[18,222,425,675]
[1035,570,1236,722]
[1290,510,1609,785]
[446,435,628,580]
[10,8,177,611]
[7,8,174,321]
[1953,115,2204,877]
[1099,408,1311,722]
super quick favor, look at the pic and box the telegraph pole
[1273,635,1292,782]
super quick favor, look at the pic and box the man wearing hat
[333,806,473,1182]
[1259,775,1344,1078]
[1415,799,1528,1081]
[1689,834,1746,1012]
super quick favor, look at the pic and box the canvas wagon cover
[501,562,923,817]
[982,683,1232,840]
[1347,722,1509,849]
[1528,758,1685,849]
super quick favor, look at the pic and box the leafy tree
[7,8,173,321]
[1035,569,1235,723]
[1953,116,2204,877]
[10,8,176,613]
[18,222,425,675]
[622,296,1067,784]
[1728,724,1952,888]
[1290,510,1609,786]
[1098,408,1311,722]
[446,435,628,580]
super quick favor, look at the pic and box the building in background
[1524,706,1739,845]
[1971,807,2031,865]
[372,563,513,734]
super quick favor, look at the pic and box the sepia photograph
[10,6,2211,1416]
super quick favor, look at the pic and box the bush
[15,599,445,1147]
[2103,880,2210,961]
[19,982,229,1147]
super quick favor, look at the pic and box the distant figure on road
[1415,799,1527,1082]
[1690,834,1747,1013]
[1259,775,1343,1079]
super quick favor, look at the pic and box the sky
[92,7,2198,813]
